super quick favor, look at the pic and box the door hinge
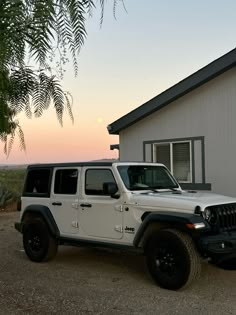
[114,205,123,212]
[72,202,79,209]
[114,225,123,233]
[72,221,79,228]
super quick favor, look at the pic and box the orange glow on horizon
[0,109,119,164]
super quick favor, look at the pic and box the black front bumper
[199,231,236,262]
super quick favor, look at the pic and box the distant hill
[0,164,27,170]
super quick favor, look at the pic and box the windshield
[117,165,179,191]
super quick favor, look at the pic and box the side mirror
[103,182,119,198]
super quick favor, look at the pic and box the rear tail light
[17,200,21,211]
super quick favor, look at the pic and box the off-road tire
[23,217,58,262]
[145,229,201,290]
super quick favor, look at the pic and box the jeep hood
[128,190,236,213]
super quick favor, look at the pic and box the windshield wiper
[149,186,181,193]
[169,187,182,194]
[130,185,181,193]
[168,187,179,191]
[149,188,161,193]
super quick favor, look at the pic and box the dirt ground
[0,202,17,213]
[1,212,236,315]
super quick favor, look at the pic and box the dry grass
[0,169,25,212]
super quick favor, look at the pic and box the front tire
[23,217,58,262]
[145,229,201,290]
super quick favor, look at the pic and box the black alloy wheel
[145,229,201,290]
[23,217,58,262]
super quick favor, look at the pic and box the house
[107,48,236,197]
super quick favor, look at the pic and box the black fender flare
[133,211,209,247]
[21,205,60,237]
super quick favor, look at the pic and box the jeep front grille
[207,203,236,232]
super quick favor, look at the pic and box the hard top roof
[27,161,114,169]
[27,161,164,169]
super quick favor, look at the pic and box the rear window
[54,169,78,194]
[23,168,51,197]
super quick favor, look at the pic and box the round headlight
[202,207,217,225]
[202,208,211,221]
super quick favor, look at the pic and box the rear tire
[145,229,201,290]
[23,217,58,262]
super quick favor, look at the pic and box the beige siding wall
[119,68,236,196]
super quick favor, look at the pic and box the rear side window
[54,169,78,194]
[24,169,51,196]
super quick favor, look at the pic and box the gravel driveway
[1,212,236,314]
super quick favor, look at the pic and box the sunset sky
[1,0,236,164]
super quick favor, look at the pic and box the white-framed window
[153,141,192,183]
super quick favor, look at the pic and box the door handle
[52,202,62,206]
[80,203,92,208]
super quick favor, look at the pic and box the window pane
[155,144,170,170]
[85,169,116,195]
[54,169,78,194]
[24,169,51,195]
[173,142,190,181]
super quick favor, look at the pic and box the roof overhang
[107,47,236,135]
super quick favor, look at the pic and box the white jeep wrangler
[15,161,236,290]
